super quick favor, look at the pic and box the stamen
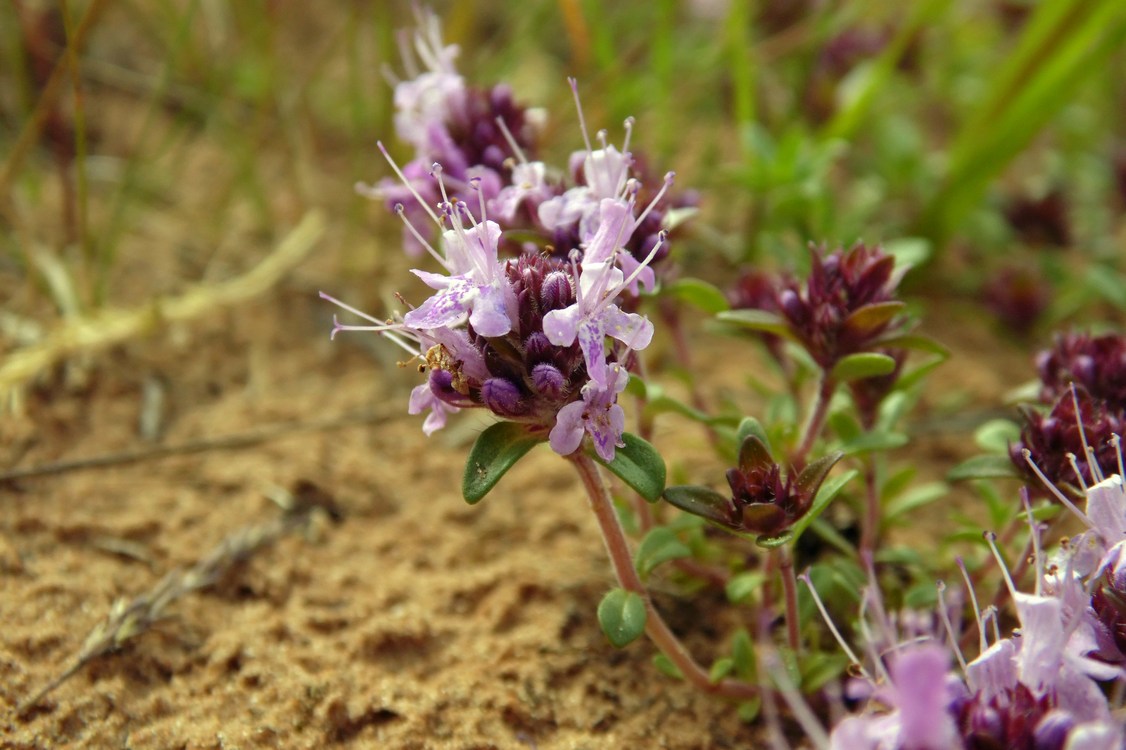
[394,204,447,268]
[378,142,440,224]
[798,573,869,679]
[1113,434,1124,479]
[956,557,988,651]
[981,605,1001,643]
[495,116,528,165]
[935,581,968,672]
[1022,449,1092,526]
[567,78,593,154]
[568,250,584,308]
[1070,383,1101,483]
[764,651,830,750]
[469,177,488,223]
[633,171,676,229]
[621,116,635,157]
[1066,452,1090,493]
[320,291,393,327]
[1020,487,1044,595]
[984,531,1019,602]
[612,230,667,298]
[431,163,452,207]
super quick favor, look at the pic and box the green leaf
[884,481,948,523]
[800,652,850,692]
[882,237,932,271]
[837,430,909,456]
[789,468,858,544]
[709,657,735,684]
[717,309,797,341]
[635,527,693,578]
[664,278,730,313]
[597,588,647,648]
[841,301,906,336]
[828,410,863,444]
[830,352,898,382]
[735,417,771,454]
[663,485,733,527]
[595,432,666,502]
[873,332,949,357]
[947,455,1020,481]
[725,571,766,604]
[731,629,756,680]
[737,698,762,723]
[755,530,793,549]
[462,422,546,504]
[653,653,684,680]
[974,419,1021,453]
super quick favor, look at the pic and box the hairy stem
[794,374,835,469]
[777,547,801,651]
[571,452,757,700]
[859,457,880,558]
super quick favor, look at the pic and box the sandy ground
[0,262,1038,750]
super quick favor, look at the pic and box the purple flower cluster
[1013,331,1126,491]
[360,10,690,281]
[325,11,681,463]
[820,459,1126,750]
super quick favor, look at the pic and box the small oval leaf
[789,468,858,544]
[597,588,647,648]
[663,485,734,526]
[947,454,1021,481]
[595,432,666,503]
[462,422,546,504]
[664,278,731,313]
[830,352,898,382]
[717,309,798,341]
[636,527,693,578]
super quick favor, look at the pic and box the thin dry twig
[17,482,340,716]
[0,405,399,484]
[0,210,326,407]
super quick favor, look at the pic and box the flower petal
[543,304,582,347]
[604,307,653,351]
[549,401,586,457]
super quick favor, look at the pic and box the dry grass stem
[0,210,326,407]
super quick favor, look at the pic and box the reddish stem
[794,374,835,470]
[571,452,757,700]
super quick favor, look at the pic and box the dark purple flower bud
[429,368,461,402]
[1011,388,1125,492]
[481,377,526,418]
[1004,188,1071,247]
[773,244,907,370]
[982,265,1052,335]
[1090,545,1126,664]
[703,436,841,538]
[531,363,566,399]
[524,332,554,366]
[541,271,573,312]
[1036,332,1126,409]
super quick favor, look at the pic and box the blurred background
[1,0,1125,394]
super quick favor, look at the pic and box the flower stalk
[570,452,758,700]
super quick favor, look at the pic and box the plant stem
[776,547,801,652]
[794,374,835,469]
[570,452,757,700]
[859,457,880,558]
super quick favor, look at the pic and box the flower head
[777,243,906,370]
[663,435,842,541]
[1036,332,1126,410]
